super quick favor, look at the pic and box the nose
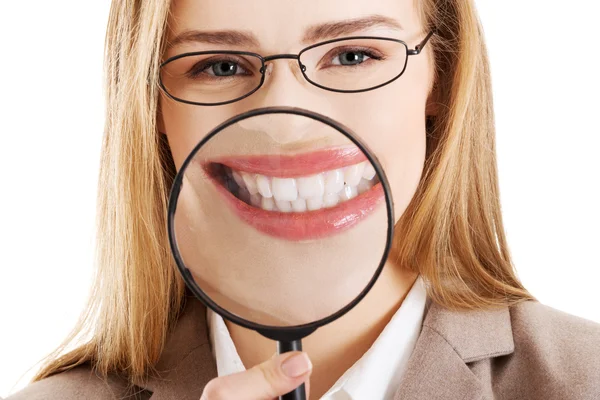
[238,58,333,147]
[259,57,313,109]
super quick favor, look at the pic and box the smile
[204,147,385,240]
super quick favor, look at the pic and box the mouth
[204,148,385,241]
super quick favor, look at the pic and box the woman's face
[160,0,435,325]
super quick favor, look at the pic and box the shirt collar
[323,275,428,399]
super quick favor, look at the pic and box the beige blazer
[6,295,600,399]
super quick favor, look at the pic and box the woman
[7,0,600,399]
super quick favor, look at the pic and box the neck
[225,262,418,398]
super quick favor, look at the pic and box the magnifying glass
[167,106,394,400]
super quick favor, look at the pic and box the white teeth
[241,172,259,195]
[340,184,358,201]
[275,200,292,212]
[344,162,365,187]
[357,178,372,195]
[256,175,273,198]
[271,177,298,202]
[227,160,378,212]
[261,196,275,211]
[323,192,339,208]
[297,174,325,198]
[362,163,376,180]
[306,196,323,211]
[291,198,307,212]
[324,169,344,194]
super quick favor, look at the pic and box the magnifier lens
[171,109,392,329]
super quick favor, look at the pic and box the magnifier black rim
[167,106,395,341]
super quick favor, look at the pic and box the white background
[0,1,598,397]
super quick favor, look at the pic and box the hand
[200,351,313,400]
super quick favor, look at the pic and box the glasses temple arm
[407,29,436,56]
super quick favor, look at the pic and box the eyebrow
[166,14,403,51]
[303,14,403,43]
[167,29,259,49]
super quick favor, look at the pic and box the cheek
[343,81,428,223]
[160,96,245,170]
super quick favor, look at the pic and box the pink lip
[205,148,385,241]
[211,147,367,178]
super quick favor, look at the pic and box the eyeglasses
[159,31,435,106]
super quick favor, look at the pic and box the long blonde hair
[33,0,534,384]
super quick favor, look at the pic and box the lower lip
[212,180,385,241]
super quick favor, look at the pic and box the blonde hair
[33,0,534,385]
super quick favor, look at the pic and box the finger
[200,351,313,400]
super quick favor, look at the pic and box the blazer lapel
[139,295,218,400]
[394,299,515,400]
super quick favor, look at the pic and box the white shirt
[206,275,427,400]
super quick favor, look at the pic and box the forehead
[167,0,422,52]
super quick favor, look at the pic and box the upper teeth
[230,161,377,212]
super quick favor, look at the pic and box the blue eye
[206,61,242,76]
[330,48,382,66]
[335,51,369,65]
[188,57,250,79]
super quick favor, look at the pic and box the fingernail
[281,352,312,378]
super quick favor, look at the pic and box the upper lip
[208,146,367,177]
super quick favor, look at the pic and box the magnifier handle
[281,384,307,400]
[278,340,307,400]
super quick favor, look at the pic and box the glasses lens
[299,38,408,91]
[160,52,263,104]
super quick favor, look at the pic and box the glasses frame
[159,30,435,106]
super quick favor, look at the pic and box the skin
[159,0,436,397]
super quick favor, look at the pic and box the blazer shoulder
[507,300,600,396]
[4,365,150,400]
[510,300,600,343]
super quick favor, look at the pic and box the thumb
[201,351,312,400]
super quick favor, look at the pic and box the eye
[206,60,247,77]
[315,45,385,70]
[189,58,250,79]
[332,50,371,65]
